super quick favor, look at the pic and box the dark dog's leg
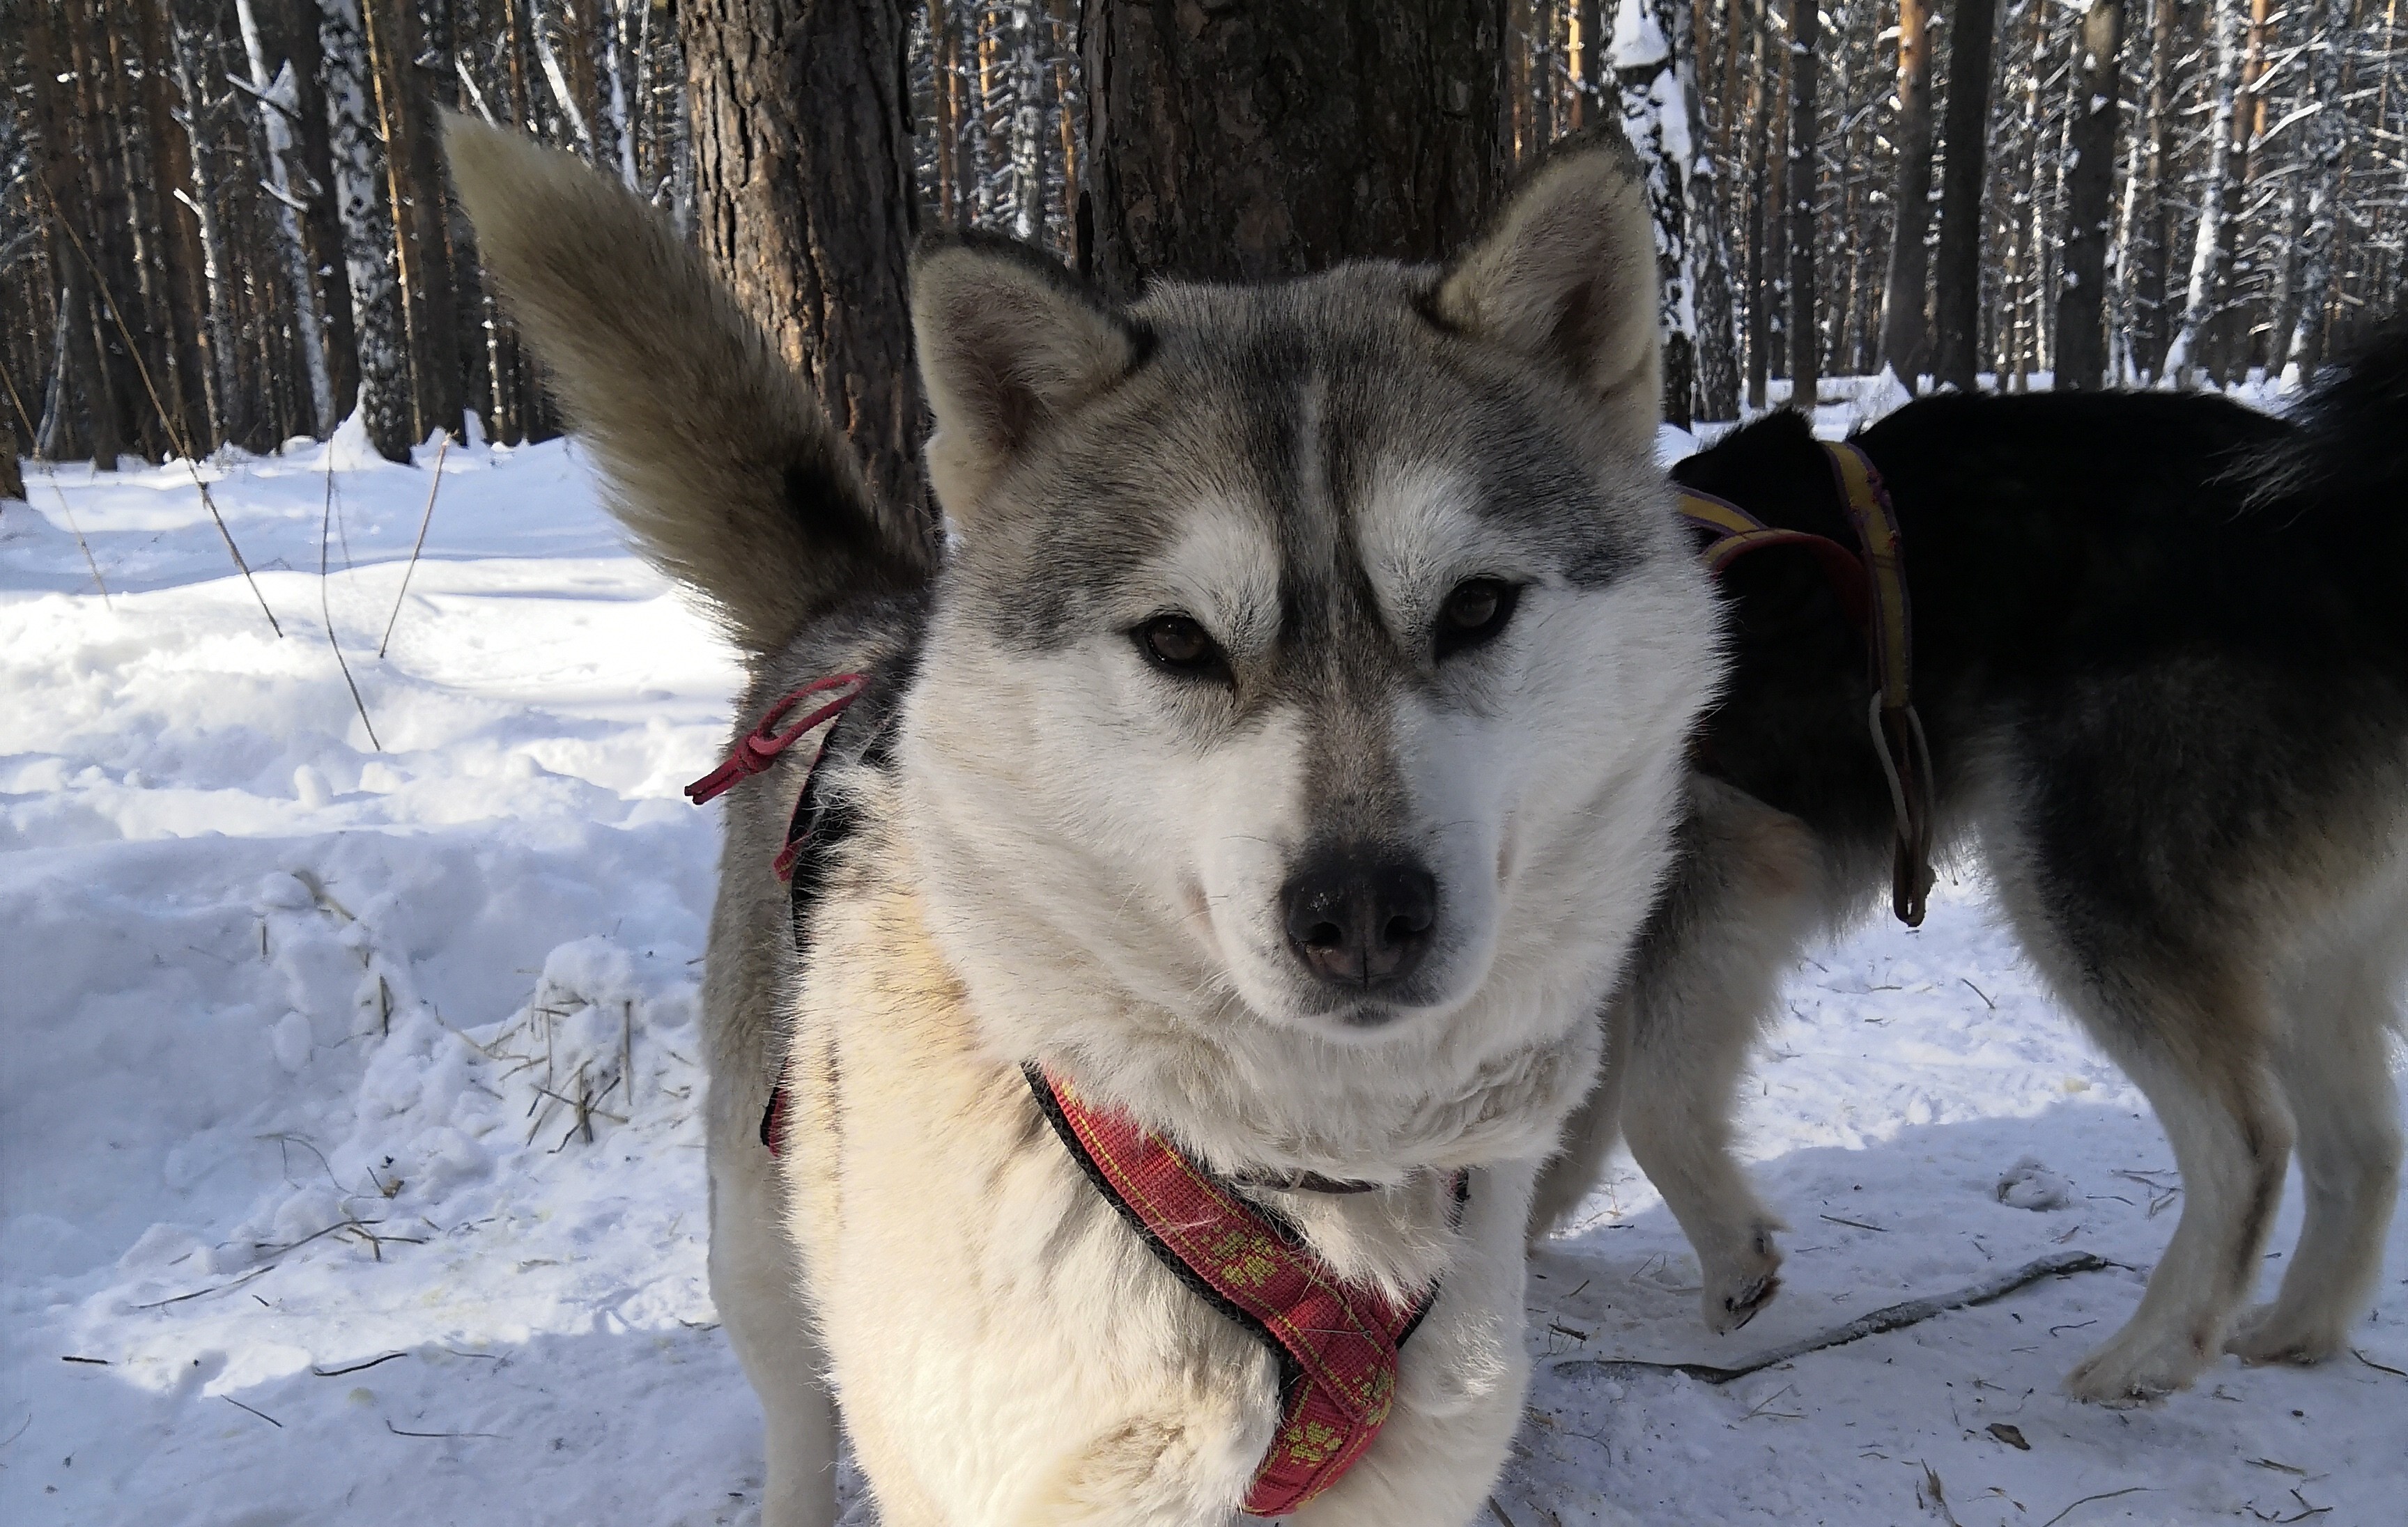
[1998,850,2297,1402]
[2231,892,2407,1365]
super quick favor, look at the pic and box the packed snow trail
[3,434,2400,1526]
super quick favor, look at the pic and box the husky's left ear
[912,235,1139,520]
[1435,131,1661,453]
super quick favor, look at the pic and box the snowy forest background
[3,0,2404,490]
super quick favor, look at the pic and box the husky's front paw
[2062,1326,2214,1406]
[1699,1222,1784,1334]
[2224,1303,2345,1367]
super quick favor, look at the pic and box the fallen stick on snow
[1554,1250,2117,1386]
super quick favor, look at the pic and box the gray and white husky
[1534,364,2408,1405]
[448,118,1720,1526]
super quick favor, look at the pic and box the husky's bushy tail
[2244,316,2408,516]
[443,116,934,656]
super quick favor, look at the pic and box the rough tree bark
[1786,0,1819,405]
[2055,0,2124,389]
[682,0,926,520]
[320,0,414,460]
[1933,0,2000,390]
[169,15,240,442]
[1619,0,1696,426]
[2162,0,2244,383]
[2283,0,2352,375]
[1008,1,1051,240]
[1077,1,1508,296]
[28,2,128,468]
[1878,0,1936,379]
[1676,0,1740,421]
[2132,0,2182,376]
[1745,0,1773,408]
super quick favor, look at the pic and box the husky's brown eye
[1435,579,1520,659]
[1134,614,1230,680]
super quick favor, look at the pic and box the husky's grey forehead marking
[954,267,1648,660]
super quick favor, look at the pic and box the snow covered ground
[3,431,2400,1526]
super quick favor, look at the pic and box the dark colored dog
[1538,330,2408,1404]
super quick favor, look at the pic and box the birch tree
[1615,0,1698,424]
[2162,0,2246,384]
[318,0,411,460]
[236,0,334,437]
[2281,0,2352,378]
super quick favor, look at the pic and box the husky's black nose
[1281,852,1437,990]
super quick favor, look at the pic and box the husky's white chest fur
[782,786,1552,1524]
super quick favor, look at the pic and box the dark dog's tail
[2240,316,2408,520]
[444,116,933,657]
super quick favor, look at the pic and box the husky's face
[902,141,1720,1051]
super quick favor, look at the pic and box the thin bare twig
[2352,1348,2408,1379]
[47,476,111,606]
[1557,1251,2117,1386]
[131,1262,277,1310]
[40,180,280,637]
[2037,1486,2152,1527]
[322,455,380,750]
[312,1351,407,1378]
[222,1395,282,1428]
[378,433,448,657]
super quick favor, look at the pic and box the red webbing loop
[683,674,866,807]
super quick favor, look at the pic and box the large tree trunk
[1676,0,1741,421]
[1007,2,1051,241]
[2132,0,2182,378]
[2161,0,2244,383]
[133,1,212,455]
[1786,0,1819,406]
[1933,0,2000,390]
[27,2,129,468]
[320,0,414,459]
[2055,0,2124,389]
[1743,0,1771,410]
[236,0,339,435]
[1619,0,1695,426]
[1878,0,1937,379]
[682,0,926,520]
[1076,1,1507,295]
[2282,0,2352,377]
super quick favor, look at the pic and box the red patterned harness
[687,681,1446,1516]
[1025,1065,1444,1517]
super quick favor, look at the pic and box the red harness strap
[684,674,866,811]
[1026,1064,1437,1517]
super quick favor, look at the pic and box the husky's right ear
[911,237,1139,520]
[1434,131,1662,456]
